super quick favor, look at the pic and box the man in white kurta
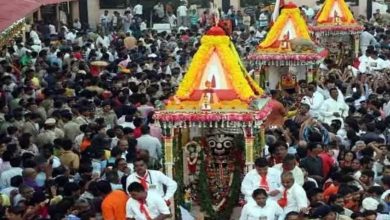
[277,172,309,215]
[359,51,387,73]
[360,29,377,54]
[301,85,324,119]
[273,154,304,186]
[317,80,345,102]
[240,197,284,220]
[319,88,349,126]
[126,159,177,201]
[126,182,171,220]
[241,158,281,202]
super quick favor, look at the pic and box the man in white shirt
[358,49,372,73]
[277,172,309,215]
[96,32,110,49]
[100,10,110,35]
[153,2,165,22]
[383,93,390,117]
[317,79,345,102]
[29,28,41,46]
[0,157,23,189]
[0,175,22,197]
[126,182,171,220]
[167,12,177,28]
[126,158,177,202]
[48,23,57,36]
[134,3,143,17]
[73,18,82,30]
[119,115,135,129]
[360,28,378,54]
[301,84,324,119]
[273,154,304,186]
[319,88,349,126]
[136,125,162,161]
[381,176,390,206]
[240,188,284,220]
[359,50,386,73]
[241,157,281,203]
[176,3,188,27]
[65,30,76,43]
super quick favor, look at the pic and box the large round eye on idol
[208,140,216,148]
[223,140,233,149]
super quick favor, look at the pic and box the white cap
[362,197,379,211]
[45,118,56,125]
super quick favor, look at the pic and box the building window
[100,0,128,9]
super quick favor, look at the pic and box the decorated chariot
[247,3,327,90]
[154,26,271,219]
[310,0,364,68]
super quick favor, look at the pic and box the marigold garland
[0,19,25,49]
[175,35,256,101]
[316,0,355,24]
[228,41,264,96]
[260,7,311,49]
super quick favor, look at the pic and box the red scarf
[278,189,288,208]
[137,173,149,190]
[139,200,152,220]
[259,174,269,192]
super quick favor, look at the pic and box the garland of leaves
[173,129,184,219]
[253,128,263,158]
[161,128,168,173]
[197,135,243,219]
[0,19,25,49]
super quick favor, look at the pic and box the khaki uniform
[22,121,40,138]
[63,120,81,141]
[54,127,65,139]
[96,110,118,129]
[75,116,91,126]
[59,150,80,170]
[36,130,56,148]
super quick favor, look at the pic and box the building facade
[78,0,372,30]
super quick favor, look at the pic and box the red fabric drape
[0,1,40,32]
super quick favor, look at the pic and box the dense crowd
[1,1,390,220]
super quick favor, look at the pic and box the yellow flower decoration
[260,7,311,49]
[176,35,259,101]
[317,0,355,24]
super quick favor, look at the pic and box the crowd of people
[0,0,390,219]
[239,4,390,220]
